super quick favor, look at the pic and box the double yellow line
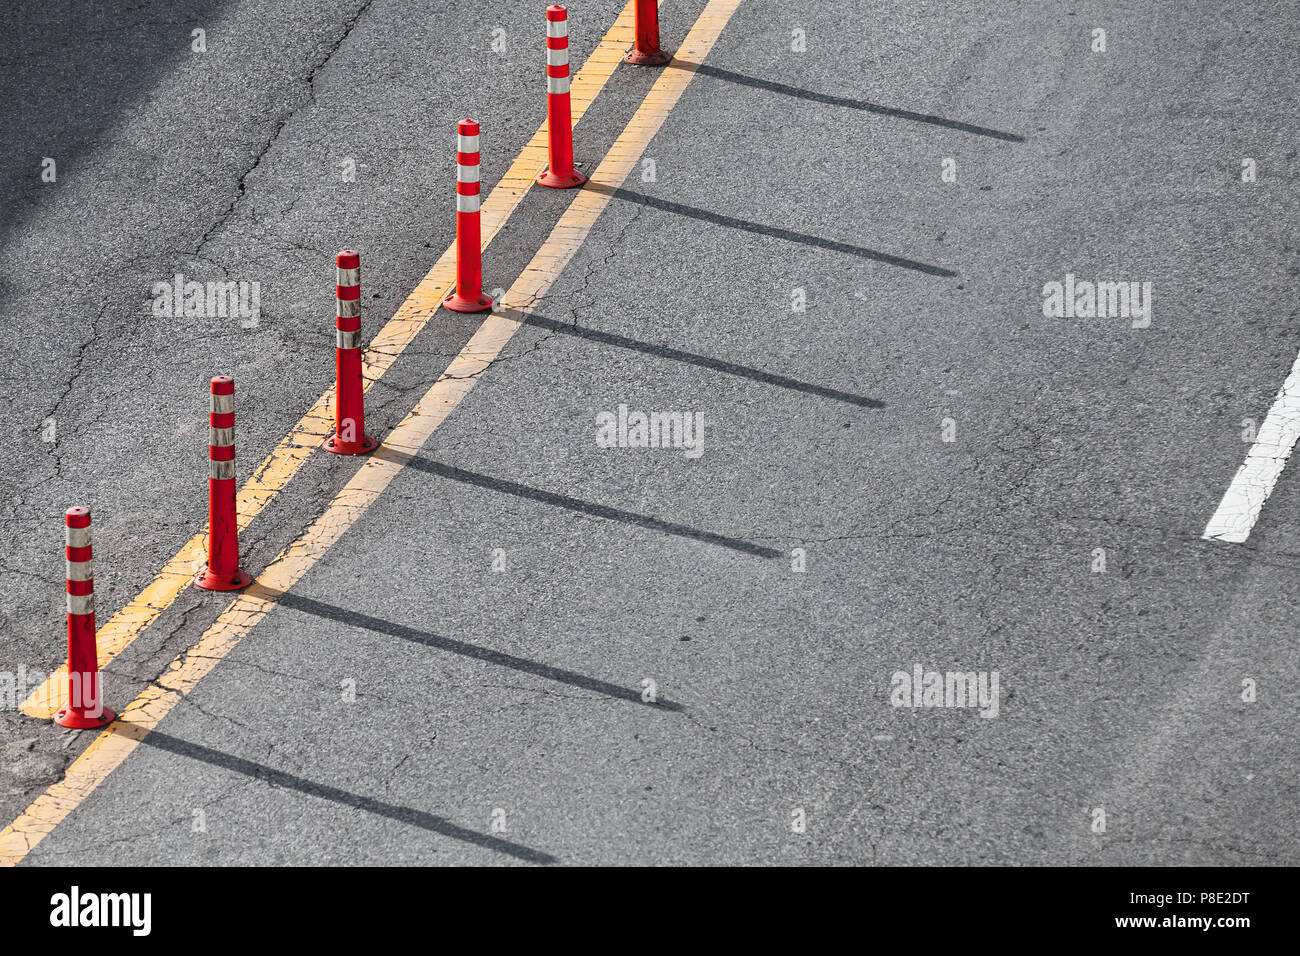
[1,0,745,864]
[20,1,645,722]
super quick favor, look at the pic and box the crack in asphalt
[40,298,111,481]
[193,0,378,260]
[466,201,647,375]
[27,783,254,859]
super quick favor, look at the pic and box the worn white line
[1202,348,1300,543]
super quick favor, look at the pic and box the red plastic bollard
[443,119,495,313]
[55,507,115,728]
[538,6,587,188]
[196,376,252,591]
[325,250,378,454]
[625,0,670,66]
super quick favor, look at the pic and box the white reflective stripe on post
[547,20,567,38]
[337,267,360,286]
[210,393,235,415]
[209,460,236,480]
[337,298,361,318]
[210,426,235,447]
[336,329,361,349]
[457,164,480,183]
[65,526,92,549]
[66,593,95,615]
[457,133,480,154]
[547,47,569,67]
[456,193,481,213]
[66,559,93,582]
[547,75,571,94]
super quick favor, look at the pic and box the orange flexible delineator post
[325,250,378,454]
[195,376,252,591]
[625,0,671,65]
[537,6,587,188]
[55,507,115,728]
[444,119,495,312]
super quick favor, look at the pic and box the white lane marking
[1203,348,1300,543]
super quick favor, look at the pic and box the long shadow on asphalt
[672,60,1026,143]
[274,591,686,713]
[384,454,783,559]
[0,0,232,253]
[589,183,958,277]
[139,730,558,863]
[519,313,886,409]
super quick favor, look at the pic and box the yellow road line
[0,0,744,866]
[21,0,648,720]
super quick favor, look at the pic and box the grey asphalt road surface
[3,0,1298,865]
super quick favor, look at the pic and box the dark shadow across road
[139,730,557,864]
[589,183,957,278]
[378,453,783,559]
[675,60,1026,143]
[276,591,685,713]
[518,313,886,409]
[0,1,233,253]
